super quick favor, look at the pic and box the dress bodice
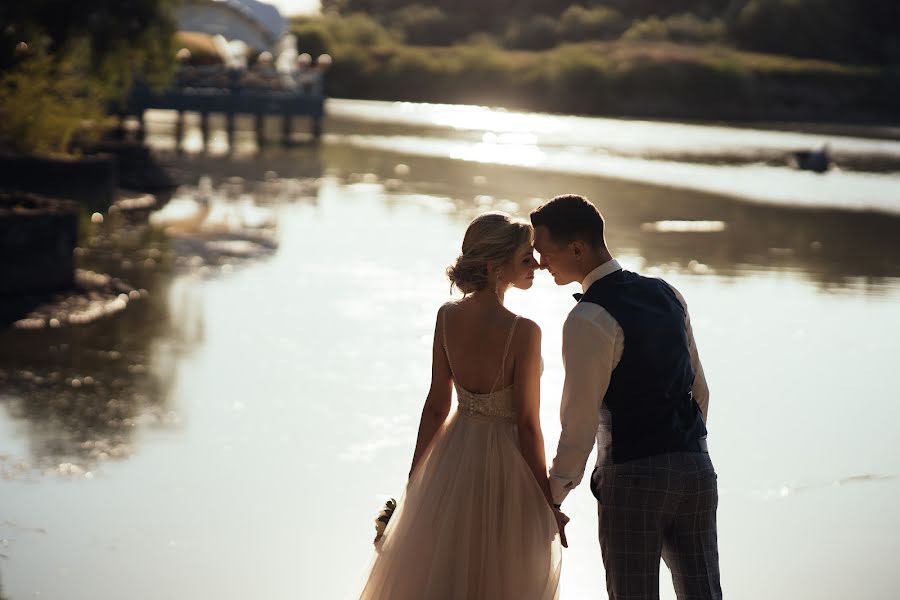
[454,383,516,422]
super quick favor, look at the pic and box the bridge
[126,81,326,149]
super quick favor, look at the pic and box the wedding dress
[358,313,561,600]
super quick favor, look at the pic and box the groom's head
[530,194,610,286]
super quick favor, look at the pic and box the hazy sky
[268,0,321,16]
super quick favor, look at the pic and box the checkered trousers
[590,452,722,600]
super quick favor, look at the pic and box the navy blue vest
[580,269,707,464]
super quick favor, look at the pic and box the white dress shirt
[548,259,710,505]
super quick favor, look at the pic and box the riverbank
[318,39,899,124]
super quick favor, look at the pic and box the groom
[531,195,722,600]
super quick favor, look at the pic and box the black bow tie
[573,293,583,302]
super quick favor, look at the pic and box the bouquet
[373,497,397,544]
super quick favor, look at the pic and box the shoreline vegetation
[320,39,899,124]
[292,2,900,125]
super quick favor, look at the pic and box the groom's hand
[553,508,570,548]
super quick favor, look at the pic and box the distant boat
[789,144,833,173]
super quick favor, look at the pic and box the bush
[731,0,854,63]
[664,14,726,45]
[292,13,396,50]
[621,17,669,42]
[392,5,465,46]
[292,20,336,56]
[559,6,627,42]
[0,45,107,155]
[620,14,725,45]
[462,32,502,48]
[504,15,559,50]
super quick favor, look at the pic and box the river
[1,99,899,599]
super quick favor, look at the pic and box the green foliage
[320,0,899,65]
[622,14,726,45]
[621,17,669,42]
[0,0,179,98]
[323,13,398,47]
[319,34,896,120]
[392,5,466,46]
[0,0,179,154]
[504,15,560,50]
[463,32,503,48]
[292,20,337,56]
[731,0,852,63]
[0,44,107,155]
[584,0,735,20]
[664,14,726,44]
[559,6,627,42]
[312,0,899,120]
[729,0,900,65]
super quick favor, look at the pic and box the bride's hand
[553,508,570,548]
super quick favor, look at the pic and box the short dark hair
[530,194,605,248]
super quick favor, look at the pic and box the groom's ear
[571,240,584,260]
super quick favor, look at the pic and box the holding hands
[553,507,570,548]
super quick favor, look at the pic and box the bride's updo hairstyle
[447,212,533,294]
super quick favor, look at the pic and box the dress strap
[489,316,519,393]
[441,306,455,378]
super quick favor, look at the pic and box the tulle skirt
[357,410,562,600]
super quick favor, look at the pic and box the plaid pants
[591,452,722,600]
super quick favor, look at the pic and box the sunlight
[424,103,563,134]
[450,140,547,167]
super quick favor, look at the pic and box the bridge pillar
[226,111,236,152]
[282,113,292,146]
[175,110,185,153]
[311,116,322,141]
[255,113,265,148]
[112,113,127,142]
[136,110,146,143]
[200,111,210,152]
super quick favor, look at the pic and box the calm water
[2,100,899,600]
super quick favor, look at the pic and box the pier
[125,81,326,150]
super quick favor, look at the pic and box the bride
[358,212,567,600]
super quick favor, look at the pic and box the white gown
[358,315,562,600]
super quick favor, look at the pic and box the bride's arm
[513,320,555,508]
[408,307,453,478]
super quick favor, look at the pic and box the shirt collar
[581,258,622,292]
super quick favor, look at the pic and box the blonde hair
[446,212,533,295]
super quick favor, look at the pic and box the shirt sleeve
[548,307,618,505]
[671,286,710,422]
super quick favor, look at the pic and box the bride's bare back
[441,298,523,394]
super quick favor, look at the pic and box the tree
[0,0,179,154]
[731,0,852,63]
[559,5,627,42]
[392,5,466,46]
[0,0,179,98]
[504,15,559,50]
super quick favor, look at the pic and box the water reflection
[324,100,900,212]
[319,145,900,293]
[161,146,324,187]
[327,99,900,173]
[0,161,324,475]
[0,260,194,475]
